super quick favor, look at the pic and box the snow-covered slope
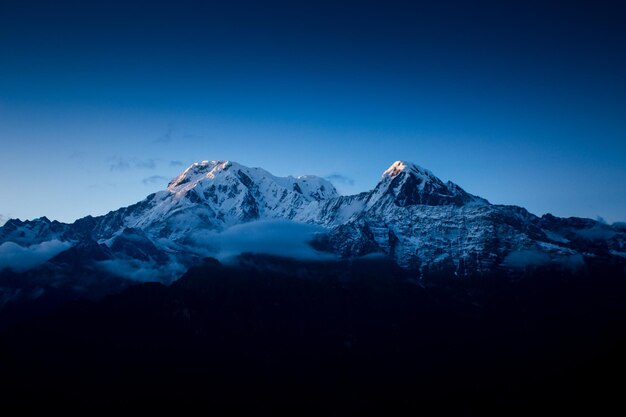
[95,160,337,242]
[1,160,625,285]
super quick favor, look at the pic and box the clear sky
[1,0,625,225]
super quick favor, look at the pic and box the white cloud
[190,219,335,262]
[0,240,72,272]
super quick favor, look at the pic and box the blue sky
[1,0,625,224]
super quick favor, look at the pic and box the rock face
[1,160,625,287]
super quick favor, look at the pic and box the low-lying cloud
[503,250,551,268]
[0,240,72,272]
[503,248,584,270]
[190,220,334,262]
[97,258,186,283]
[575,227,617,240]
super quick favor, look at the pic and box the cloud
[575,227,617,240]
[0,240,72,272]
[98,221,333,283]
[182,133,202,140]
[503,249,551,268]
[170,160,185,167]
[97,259,186,283]
[324,173,355,186]
[190,220,335,261]
[109,158,131,171]
[135,159,157,169]
[613,221,626,231]
[108,156,158,171]
[0,214,7,226]
[503,248,584,270]
[142,175,169,185]
[153,126,174,144]
[68,151,85,160]
[152,127,203,143]
[88,182,117,189]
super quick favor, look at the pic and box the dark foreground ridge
[1,255,625,415]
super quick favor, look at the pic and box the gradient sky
[1,0,625,225]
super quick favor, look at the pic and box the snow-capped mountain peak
[167,160,235,191]
[382,160,434,179]
[167,160,338,201]
[369,160,486,207]
[106,160,343,242]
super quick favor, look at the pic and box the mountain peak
[373,160,487,207]
[167,160,239,190]
[167,160,337,199]
[382,161,433,179]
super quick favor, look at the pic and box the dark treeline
[1,255,625,415]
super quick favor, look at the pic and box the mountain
[2,160,626,412]
[1,159,625,306]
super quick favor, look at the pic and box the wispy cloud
[135,159,157,169]
[142,175,169,185]
[324,173,355,186]
[68,151,85,160]
[153,126,204,145]
[88,182,117,189]
[153,126,175,144]
[170,160,185,167]
[182,133,203,140]
[97,258,185,283]
[109,157,131,171]
[108,156,158,171]
[0,240,72,272]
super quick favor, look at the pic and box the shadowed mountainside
[1,255,625,415]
